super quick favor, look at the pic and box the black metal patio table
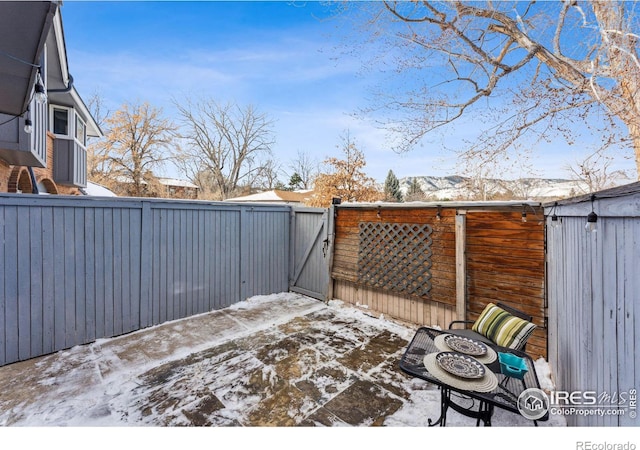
[399,326,549,426]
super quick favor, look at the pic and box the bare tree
[457,143,538,200]
[340,1,640,179]
[460,160,496,201]
[288,149,319,190]
[175,99,275,200]
[564,149,632,193]
[253,157,283,191]
[85,89,110,130]
[92,102,176,196]
[85,90,111,187]
[308,132,383,207]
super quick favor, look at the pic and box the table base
[428,387,494,427]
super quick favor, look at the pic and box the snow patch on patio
[0,292,565,428]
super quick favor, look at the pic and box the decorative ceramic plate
[435,352,486,379]
[444,334,488,356]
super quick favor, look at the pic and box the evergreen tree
[288,172,303,190]
[405,177,426,202]
[384,170,403,202]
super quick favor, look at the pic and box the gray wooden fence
[289,207,332,301]
[545,184,640,426]
[0,195,292,366]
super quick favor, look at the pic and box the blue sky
[60,1,637,184]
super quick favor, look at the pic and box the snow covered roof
[82,181,117,197]
[112,175,199,189]
[340,200,542,208]
[157,177,199,189]
[226,189,313,204]
[544,180,640,207]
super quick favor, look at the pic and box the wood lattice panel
[357,222,433,298]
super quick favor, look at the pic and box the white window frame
[50,105,72,139]
[74,113,87,148]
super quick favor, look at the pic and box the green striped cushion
[472,303,536,350]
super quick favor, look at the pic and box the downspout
[28,167,39,194]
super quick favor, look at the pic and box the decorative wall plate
[435,352,486,379]
[444,334,488,356]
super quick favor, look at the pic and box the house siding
[0,96,48,168]
[0,132,81,195]
[52,138,87,188]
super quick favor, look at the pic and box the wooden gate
[289,207,332,300]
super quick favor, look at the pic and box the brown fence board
[467,278,544,299]
[466,253,544,273]
[465,236,545,250]
[465,228,544,240]
[464,207,546,358]
[331,204,547,359]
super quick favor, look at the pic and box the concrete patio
[0,293,559,427]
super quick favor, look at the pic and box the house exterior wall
[0,101,47,168]
[0,132,81,195]
[52,137,87,188]
[164,184,199,200]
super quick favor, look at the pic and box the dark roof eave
[542,181,640,207]
[0,1,58,116]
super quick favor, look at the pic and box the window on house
[75,115,86,146]
[52,107,69,136]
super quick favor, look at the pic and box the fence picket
[0,196,292,366]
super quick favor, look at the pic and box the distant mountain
[398,175,592,201]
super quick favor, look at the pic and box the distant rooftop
[226,189,313,204]
[157,177,199,189]
[113,175,199,189]
[82,181,117,197]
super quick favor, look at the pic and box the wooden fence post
[455,211,467,322]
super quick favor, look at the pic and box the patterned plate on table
[435,352,486,379]
[443,334,488,356]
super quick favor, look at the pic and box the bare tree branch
[90,101,176,197]
[175,98,275,200]
[343,0,640,178]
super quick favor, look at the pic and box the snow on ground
[0,293,636,450]
[0,293,565,427]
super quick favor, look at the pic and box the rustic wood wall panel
[465,209,546,359]
[333,279,456,329]
[332,207,457,307]
[331,204,547,360]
